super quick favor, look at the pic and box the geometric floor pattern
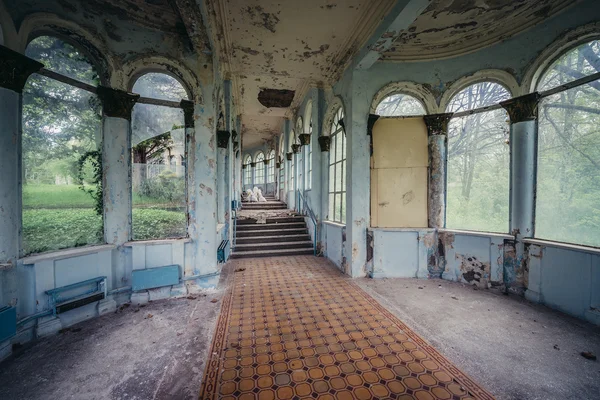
[200,256,495,400]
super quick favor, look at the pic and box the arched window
[536,40,600,247]
[304,102,313,190]
[243,154,252,186]
[445,82,511,233]
[131,73,189,240]
[375,93,426,116]
[296,117,304,190]
[22,36,102,255]
[328,107,346,223]
[255,151,265,185]
[289,129,296,191]
[267,150,275,183]
[279,137,285,191]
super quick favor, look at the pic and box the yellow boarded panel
[371,168,379,227]
[376,167,428,228]
[372,117,428,169]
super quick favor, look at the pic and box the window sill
[323,220,345,228]
[124,238,191,247]
[21,244,117,265]
[522,238,600,255]
[438,228,513,240]
[368,227,434,233]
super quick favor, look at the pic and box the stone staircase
[232,196,313,259]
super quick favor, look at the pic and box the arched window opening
[255,152,265,185]
[296,118,304,190]
[289,129,296,191]
[267,150,275,183]
[445,82,511,233]
[22,36,102,256]
[328,107,346,223]
[304,102,313,190]
[131,73,189,240]
[243,155,252,186]
[536,40,600,247]
[279,138,285,192]
[375,93,426,116]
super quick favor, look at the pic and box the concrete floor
[355,277,600,400]
[0,258,599,400]
[0,277,227,400]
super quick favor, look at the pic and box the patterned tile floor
[200,256,494,400]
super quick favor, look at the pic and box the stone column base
[36,316,62,338]
[130,291,149,305]
[98,298,117,315]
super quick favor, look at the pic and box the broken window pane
[22,36,103,255]
[131,73,188,241]
[375,93,426,116]
[536,40,600,246]
[446,82,511,233]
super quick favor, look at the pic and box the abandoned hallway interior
[1,0,600,399]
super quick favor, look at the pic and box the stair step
[234,241,313,252]
[236,234,311,244]
[237,216,304,225]
[236,228,308,237]
[236,222,306,231]
[230,247,314,259]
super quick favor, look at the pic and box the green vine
[76,150,103,216]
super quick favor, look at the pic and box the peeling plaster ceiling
[211,0,392,149]
[382,0,579,61]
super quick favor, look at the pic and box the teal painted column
[501,92,541,294]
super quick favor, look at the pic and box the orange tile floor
[200,256,494,400]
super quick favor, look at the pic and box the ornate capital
[231,130,238,140]
[263,159,269,165]
[286,152,293,161]
[233,141,239,151]
[217,130,230,148]
[299,133,311,145]
[367,114,380,136]
[97,86,139,120]
[291,144,301,154]
[500,93,541,123]
[276,162,281,168]
[318,136,331,152]
[180,99,195,128]
[0,46,43,93]
[250,162,256,167]
[242,164,247,170]
[423,113,453,136]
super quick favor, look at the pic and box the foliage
[132,208,187,240]
[137,169,186,204]
[23,184,95,209]
[76,150,103,216]
[375,93,426,116]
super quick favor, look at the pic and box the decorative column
[423,113,452,229]
[250,162,256,188]
[318,134,331,229]
[181,99,196,277]
[224,80,233,242]
[216,130,230,224]
[97,86,139,245]
[0,46,42,264]
[501,93,540,295]
[292,143,301,210]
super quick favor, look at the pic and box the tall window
[328,107,346,223]
[267,150,275,183]
[22,36,102,255]
[296,118,303,190]
[289,130,295,191]
[304,102,313,190]
[446,82,511,233]
[536,40,600,247]
[255,152,265,184]
[279,138,285,191]
[131,73,188,240]
[243,155,252,186]
[375,93,426,116]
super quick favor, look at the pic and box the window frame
[255,151,265,185]
[267,150,275,183]
[328,107,346,224]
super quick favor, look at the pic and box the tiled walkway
[200,256,494,400]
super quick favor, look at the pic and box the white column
[97,87,139,245]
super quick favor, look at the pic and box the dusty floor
[0,256,599,400]
[0,271,228,400]
[356,276,600,400]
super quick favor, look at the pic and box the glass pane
[335,194,342,222]
[447,82,511,113]
[335,163,343,192]
[341,193,346,224]
[375,93,426,116]
[446,110,510,232]
[329,193,335,221]
[538,40,600,91]
[131,72,188,102]
[536,83,600,246]
[329,164,336,193]
[131,98,186,240]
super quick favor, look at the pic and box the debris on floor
[580,351,597,360]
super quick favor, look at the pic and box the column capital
[286,152,293,161]
[299,133,311,145]
[500,93,541,123]
[250,162,257,167]
[423,113,453,136]
[291,144,301,154]
[180,99,195,128]
[0,46,44,93]
[318,136,331,152]
[97,86,139,120]
[217,130,230,148]
[263,159,270,165]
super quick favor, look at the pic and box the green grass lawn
[22,184,186,255]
